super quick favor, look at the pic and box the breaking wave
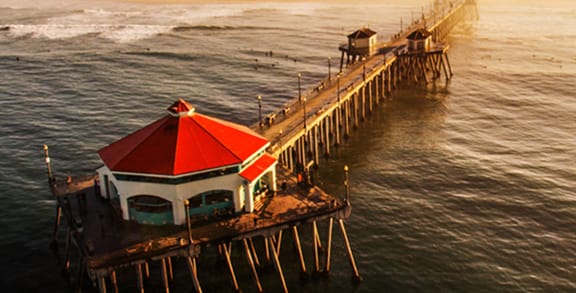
[4,23,173,43]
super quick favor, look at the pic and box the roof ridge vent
[167,98,196,117]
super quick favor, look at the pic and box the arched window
[128,195,173,225]
[188,190,233,217]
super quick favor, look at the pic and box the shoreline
[121,0,355,4]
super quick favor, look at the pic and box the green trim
[114,166,240,185]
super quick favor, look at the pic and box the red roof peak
[98,99,270,176]
[167,98,196,117]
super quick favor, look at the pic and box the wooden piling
[334,110,341,146]
[144,262,150,280]
[248,237,261,267]
[313,126,320,165]
[338,219,361,282]
[343,101,350,138]
[186,257,202,293]
[64,227,72,272]
[110,270,119,293]
[242,239,263,292]
[167,256,174,281]
[221,243,240,291]
[312,221,320,274]
[76,256,85,293]
[135,263,145,293]
[51,204,62,248]
[97,275,107,293]
[269,236,288,293]
[292,226,307,275]
[161,258,170,293]
[264,236,270,263]
[276,230,283,255]
[324,118,331,157]
[324,217,334,275]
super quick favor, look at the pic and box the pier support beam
[161,258,170,293]
[338,219,362,282]
[312,220,321,274]
[248,237,260,267]
[50,204,62,248]
[97,275,107,293]
[292,226,308,277]
[135,264,145,293]
[243,239,263,292]
[324,217,334,276]
[111,270,119,293]
[167,257,174,282]
[269,236,288,293]
[313,126,320,166]
[221,243,240,291]
[324,118,331,157]
[186,257,203,293]
[76,256,85,293]
[64,227,72,273]
[144,262,150,280]
[343,101,350,138]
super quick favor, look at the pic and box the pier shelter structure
[407,28,432,52]
[339,27,378,71]
[97,99,277,225]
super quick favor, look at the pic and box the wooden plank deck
[54,168,349,270]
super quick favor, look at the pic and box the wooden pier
[49,167,357,293]
[256,0,478,177]
[46,0,478,292]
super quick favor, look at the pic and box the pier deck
[55,169,348,271]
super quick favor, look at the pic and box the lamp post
[344,165,350,205]
[337,73,341,105]
[257,95,263,127]
[298,72,302,102]
[184,199,193,245]
[43,144,54,186]
[362,57,367,82]
[303,97,307,132]
[328,57,332,82]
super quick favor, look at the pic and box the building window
[188,190,234,217]
[128,195,174,225]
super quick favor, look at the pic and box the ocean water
[1,0,575,292]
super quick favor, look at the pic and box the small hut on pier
[339,27,378,70]
[96,99,277,225]
[406,28,432,52]
[347,27,378,56]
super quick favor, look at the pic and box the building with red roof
[96,99,277,225]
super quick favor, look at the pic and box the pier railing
[251,0,477,173]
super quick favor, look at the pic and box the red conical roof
[98,99,269,176]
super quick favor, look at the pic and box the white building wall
[100,171,246,225]
[173,173,245,225]
[98,158,278,225]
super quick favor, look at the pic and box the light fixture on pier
[298,73,302,102]
[303,97,307,132]
[328,57,332,82]
[257,95,263,127]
